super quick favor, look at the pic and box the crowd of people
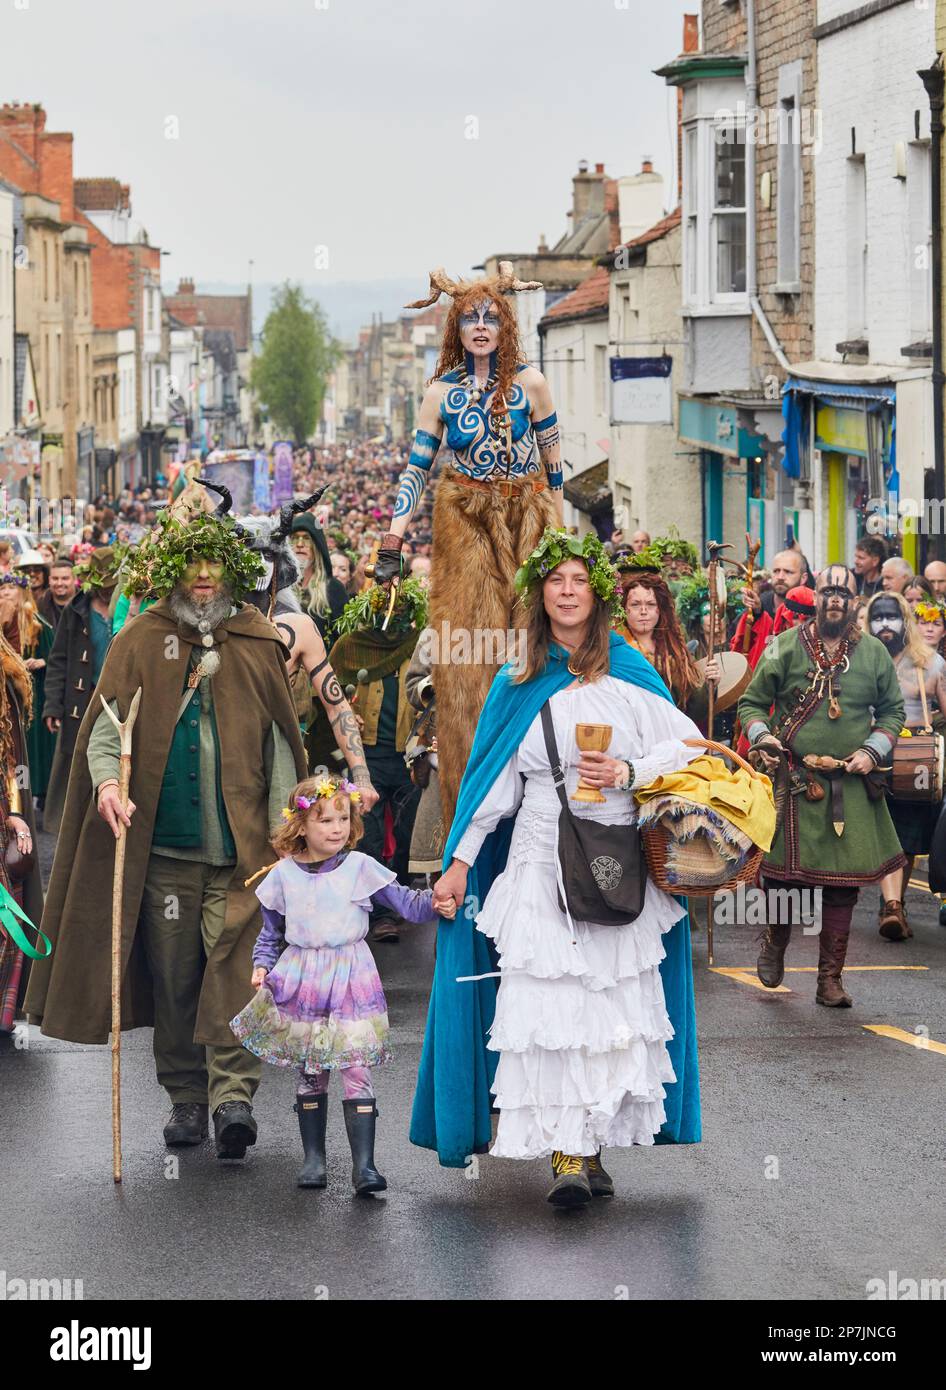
[5,261,946,1215]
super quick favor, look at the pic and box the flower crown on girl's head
[914,601,946,624]
[280,778,362,820]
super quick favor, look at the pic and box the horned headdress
[404,261,543,310]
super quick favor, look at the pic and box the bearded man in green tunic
[737,565,905,1007]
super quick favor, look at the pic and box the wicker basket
[639,737,771,898]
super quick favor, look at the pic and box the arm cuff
[747,721,770,745]
[864,729,896,759]
[408,429,440,472]
[546,469,563,489]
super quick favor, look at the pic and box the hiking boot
[586,1150,614,1198]
[163,1102,208,1146]
[547,1151,592,1208]
[757,923,792,989]
[879,900,912,942]
[213,1101,258,1162]
[294,1093,328,1189]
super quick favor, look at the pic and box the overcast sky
[2,0,691,293]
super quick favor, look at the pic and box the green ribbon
[0,880,51,959]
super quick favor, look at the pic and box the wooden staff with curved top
[100,687,142,1184]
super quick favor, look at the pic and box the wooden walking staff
[704,541,732,741]
[100,687,142,1183]
[740,533,763,655]
[703,541,731,968]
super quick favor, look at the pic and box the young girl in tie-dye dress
[231,775,455,1194]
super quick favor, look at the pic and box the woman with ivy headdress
[371,263,565,831]
[411,526,702,1201]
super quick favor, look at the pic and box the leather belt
[450,470,547,500]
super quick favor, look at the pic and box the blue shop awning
[780,376,897,480]
[782,376,897,409]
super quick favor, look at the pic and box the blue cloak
[409,632,702,1167]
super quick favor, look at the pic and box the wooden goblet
[573,722,613,804]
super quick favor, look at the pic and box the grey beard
[167,585,233,632]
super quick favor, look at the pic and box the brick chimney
[74,177,131,213]
[177,278,195,296]
[572,160,607,225]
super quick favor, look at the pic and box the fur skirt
[428,468,558,832]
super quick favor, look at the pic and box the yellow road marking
[863,1025,946,1056]
[711,965,929,994]
[710,967,790,993]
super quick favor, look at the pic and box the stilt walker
[371,264,565,834]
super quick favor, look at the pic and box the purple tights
[297,1066,374,1100]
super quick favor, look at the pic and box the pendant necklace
[461,351,496,405]
[812,632,850,720]
[567,659,586,684]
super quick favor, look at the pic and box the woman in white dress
[427,530,703,1206]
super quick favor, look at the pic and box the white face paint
[255,557,275,591]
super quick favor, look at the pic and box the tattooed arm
[525,368,564,525]
[387,383,445,542]
[299,623,379,810]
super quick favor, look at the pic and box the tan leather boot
[757,923,792,988]
[816,927,853,1007]
[879,899,912,942]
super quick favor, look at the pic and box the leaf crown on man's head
[120,512,265,599]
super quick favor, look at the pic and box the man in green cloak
[26,509,308,1162]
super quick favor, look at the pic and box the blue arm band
[409,429,441,473]
[533,412,558,433]
[864,729,895,759]
[546,470,564,489]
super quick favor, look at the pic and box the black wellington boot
[294,1094,328,1189]
[342,1098,387,1195]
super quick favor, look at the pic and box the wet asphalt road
[2,830,946,1301]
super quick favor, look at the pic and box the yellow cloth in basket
[634,754,776,852]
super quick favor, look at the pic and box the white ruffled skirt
[476,791,683,1160]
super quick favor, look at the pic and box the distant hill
[171,279,423,346]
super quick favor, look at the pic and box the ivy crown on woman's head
[514,527,624,621]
